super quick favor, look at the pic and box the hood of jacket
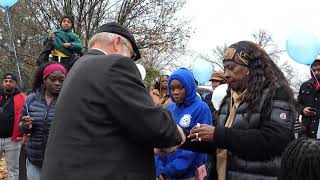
[168,68,198,106]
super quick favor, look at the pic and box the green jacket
[44,29,83,56]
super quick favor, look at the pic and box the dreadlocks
[280,138,320,180]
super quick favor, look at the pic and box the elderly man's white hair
[88,32,128,48]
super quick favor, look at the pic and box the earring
[247,71,249,75]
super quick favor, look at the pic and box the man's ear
[113,36,121,52]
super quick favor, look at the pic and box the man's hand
[153,125,187,156]
[303,107,317,117]
[22,116,32,130]
[177,125,186,144]
[63,43,72,48]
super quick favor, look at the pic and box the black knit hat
[96,22,141,61]
[60,15,74,29]
[3,73,18,83]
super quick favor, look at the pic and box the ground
[0,157,7,180]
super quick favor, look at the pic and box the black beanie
[60,15,74,29]
[3,73,18,83]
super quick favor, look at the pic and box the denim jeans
[0,138,21,180]
[26,159,41,180]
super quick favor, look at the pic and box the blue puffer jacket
[20,91,56,167]
[156,68,212,179]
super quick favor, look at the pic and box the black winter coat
[40,50,182,180]
[182,87,295,180]
[297,80,320,138]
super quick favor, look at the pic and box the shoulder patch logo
[280,113,287,120]
[179,114,192,128]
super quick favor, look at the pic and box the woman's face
[160,76,168,89]
[45,71,65,96]
[223,61,249,92]
[170,79,186,104]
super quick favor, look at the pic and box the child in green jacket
[37,15,83,70]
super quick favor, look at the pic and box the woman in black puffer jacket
[181,41,296,180]
[19,62,67,180]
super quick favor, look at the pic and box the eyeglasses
[120,38,137,60]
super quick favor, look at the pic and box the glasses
[120,38,137,60]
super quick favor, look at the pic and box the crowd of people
[0,14,319,180]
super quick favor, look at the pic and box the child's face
[170,79,186,104]
[61,18,72,30]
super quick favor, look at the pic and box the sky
[179,0,319,83]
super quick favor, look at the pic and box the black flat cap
[96,22,141,61]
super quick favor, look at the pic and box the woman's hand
[188,124,215,142]
[22,116,32,130]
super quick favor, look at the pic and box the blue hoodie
[156,68,212,179]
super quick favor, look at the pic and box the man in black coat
[298,59,320,138]
[41,22,184,180]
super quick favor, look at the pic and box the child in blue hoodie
[156,68,212,179]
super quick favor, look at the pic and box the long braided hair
[219,41,295,116]
[280,138,320,180]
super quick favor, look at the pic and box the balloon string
[310,65,320,86]
[5,10,23,86]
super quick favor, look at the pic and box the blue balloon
[192,60,213,85]
[0,0,18,9]
[286,31,320,65]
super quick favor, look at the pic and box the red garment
[310,68,320,90]
[0,93,26,141]
[312,81,320,91]
[43,63,67,79]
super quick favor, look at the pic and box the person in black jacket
[182,41,296,180]
[19,62,67,180]
[297,59,320,138]
[0,73,26,180]
[40,22,185,180]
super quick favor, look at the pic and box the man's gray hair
[88,32,128,48]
